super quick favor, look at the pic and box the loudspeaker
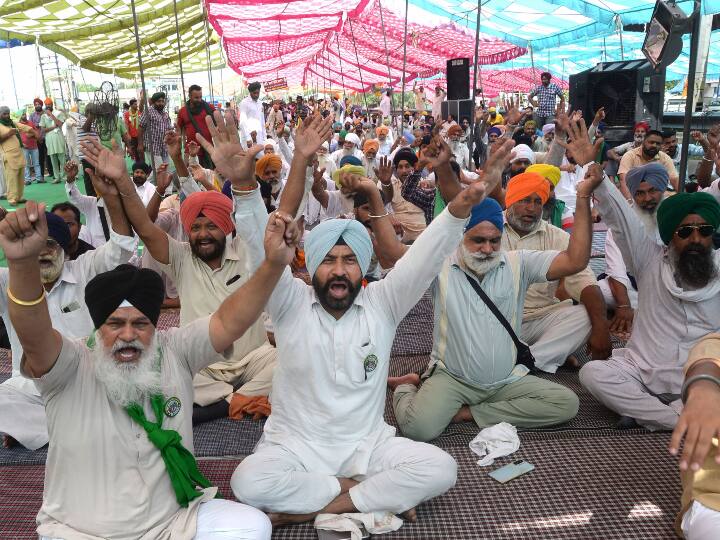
[569,60,665,143]
[441,100,474,123]
[446,58,470,100]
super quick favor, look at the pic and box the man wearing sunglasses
[581,163,720,430]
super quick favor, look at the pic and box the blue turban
[339,155,362,168]
[403,129,416,144]
[46,211,71,252]
[465,198,504,233]
[487,126,502,138]
[305,219,373,277]
[625,163,669,196]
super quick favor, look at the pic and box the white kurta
[239,96,267,144]
[0,231,136,449]
[229,195,461,514]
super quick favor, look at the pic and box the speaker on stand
[441,100,474,123]
[447,58,470,101]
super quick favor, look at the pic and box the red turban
[505,172,550,208]
[447,125,464,137]
[33,97,43,106]
[255,154,282,177]
[179,191,235,236]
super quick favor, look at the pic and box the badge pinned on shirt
[363,354,378,380]
[164,396,181,418]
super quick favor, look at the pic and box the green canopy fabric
[0,0,224,77]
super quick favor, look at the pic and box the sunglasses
[675,224,716,239]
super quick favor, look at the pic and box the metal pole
[36,40,48,97]
[469,0,482,161]
[201,1,214,104]
[400,0,409,129]
[130,0,150,171]
[678,0,702,191]
[377,0,394,87]
[348,17,370,114]
[54,52,67,108]
[618,16,625,61]
[7,42,18,109]
[529,42,535,72]
[335,33,347,99]
[172,0,187,102]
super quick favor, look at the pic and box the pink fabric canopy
[206,0,526,92]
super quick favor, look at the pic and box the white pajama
[579,356,681,431]
[597,277,638,309]
[232,434,456,515]
[41,499,271,540]
[682,501,720,540]
[521,304,592,373]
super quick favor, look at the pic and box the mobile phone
[488,460,534,483]
[317,526,369,540]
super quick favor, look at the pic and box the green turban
[657,192,720,245]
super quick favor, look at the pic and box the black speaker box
[446,58,470,101]
[441,100,474,123]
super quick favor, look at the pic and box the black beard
[674,243,717,289]
[312,274,361,313]
[189,101,203,114]
[190,236,226,262]
[35,106,42,112]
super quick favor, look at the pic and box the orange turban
[447,125,464,137]
[363,139,379,153]
[255,154,282,177]
[44,97,53,106]
[505,172,550,208]
[179,191,234,236]
[376,126,389,137]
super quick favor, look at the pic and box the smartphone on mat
[488,460,534,483]
[317,526,370,539]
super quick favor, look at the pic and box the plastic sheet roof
[208,0,526,91]
[0,0,223,77]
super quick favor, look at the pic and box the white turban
[510,144,536,165]
[344,133,361,147]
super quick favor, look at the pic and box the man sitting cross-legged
[230,135,512,529]
[389,122,605,442]
[0,200,302,539]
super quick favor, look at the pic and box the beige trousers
[193,343,277,406]
[5,166,24,203]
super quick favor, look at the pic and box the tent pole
[7,42,18,110]
[36,40,48,97]
[335,33,347,100]
[618,16,625,61]
[400,0,409,129]
[678,0,702,191]
[378,0,394,87]
[54,53,66,109]
[201,1,215,104]
[470,0,481,162]
[348,17,370,114]
[529,42,535,73]
[130,0,151,173]
[172,0,187,102]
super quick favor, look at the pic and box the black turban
[248,82,261,93]
[132,161,152,175]
[393,148,418,168]
[85,264,165,328]
[150,91,166,102]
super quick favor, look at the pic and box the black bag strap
[98,205,111,241]
[458,267,525,351]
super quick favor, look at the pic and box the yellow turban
[332,164,367,189]
[526,164,561,187]
[255,154,282,177]
[363,139,379,153]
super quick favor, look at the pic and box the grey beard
[633,205,659,237]
[93,332,162,407]
[459,244,503,277]
[39,253,65,284]
[670,243,718,290]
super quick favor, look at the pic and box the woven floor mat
[390,291,434,357]
[1,434,681,540]
[0,348,10,375]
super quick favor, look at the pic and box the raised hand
[155,163,172,193]
[374,155,394,185]
[502,96,523,126]
[481,138,516,188]
[312,166,326,190]
[557,118,603,166]
[593,107,606,125]
[554,102,571,133]
[197,109,263,186]
[80,138,127,181]
[164,130,182,158]
[707,124,720,149]
[577,162,605,197]
[0,201,48,262]
[339,171,375,195]
[264,213,300,267]
[422,136,453,169]
[187,140,200,157]
[64,161,79,183]
[189,164,206,184]
[294,113,334,160]
[87,168,119,198]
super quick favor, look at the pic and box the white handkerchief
[314,511,403,540]
[469,422,520,466]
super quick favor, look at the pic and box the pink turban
[180,191,235,236]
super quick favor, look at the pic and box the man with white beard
[597,163,667,338]
[362,139,379,180]
[0,173,135,450]
[446,124,470,169]
[0,200,301,539]
[388,129,602,442]
[330,132,363,169]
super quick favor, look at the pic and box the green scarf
[87,334,217,507]
[0,116,22,146]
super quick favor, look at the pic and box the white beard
[633,204,659,236]
[93,331,162,407]
[39,251,65,284]
[318,154,330,169]
[459,243,503,277]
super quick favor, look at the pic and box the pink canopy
[206,0,526,91]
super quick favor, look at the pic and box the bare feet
[563,355,579,369]
[267,512,318,527]
[2,434,18,448]
[401,507,417,522]
[387,373,421,391]
[451,405,473,424]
